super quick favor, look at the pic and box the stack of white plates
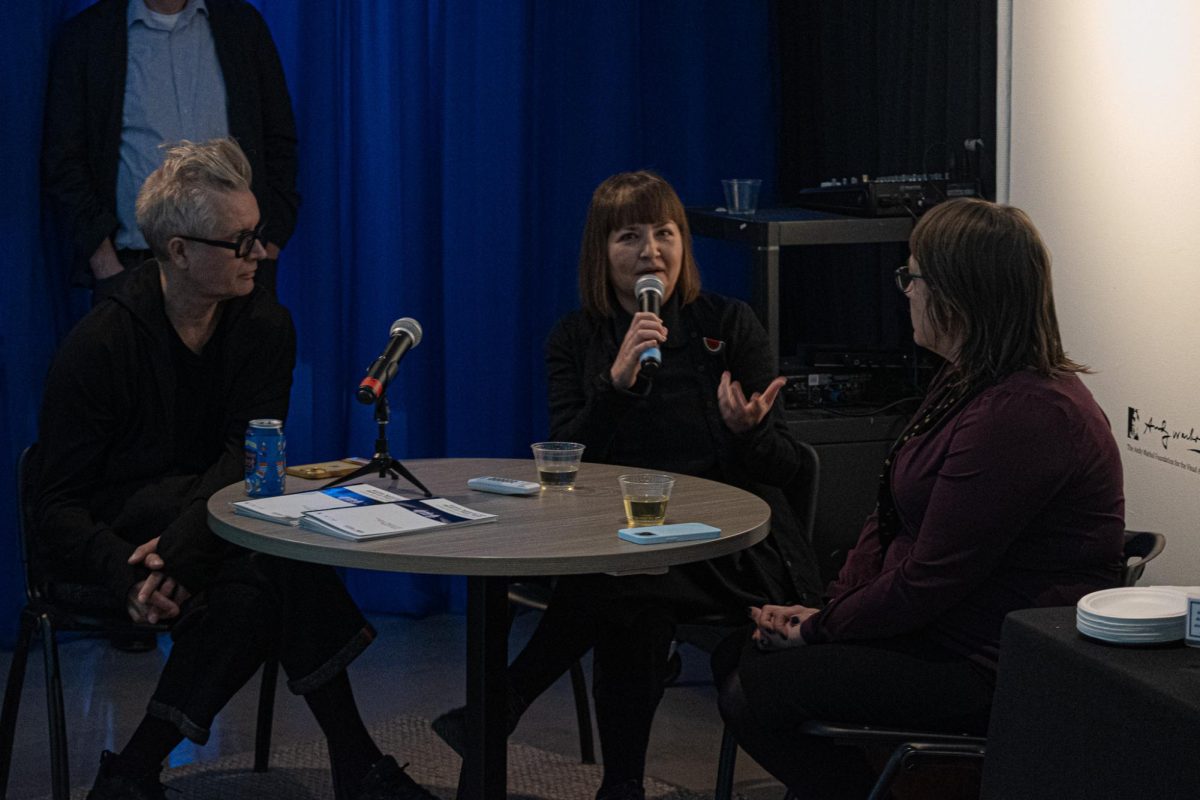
[1076,586,1187,644]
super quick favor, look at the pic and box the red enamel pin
[703,337,725,354]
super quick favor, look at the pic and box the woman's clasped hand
[748,604,818,650]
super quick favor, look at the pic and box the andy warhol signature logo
[1127,407,1200,454]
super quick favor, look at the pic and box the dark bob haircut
[577,171,701,317]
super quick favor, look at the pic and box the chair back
[17,444,146,619]
[1120,530,1166,586]
[788,441,820,546]
[15,444,43,604]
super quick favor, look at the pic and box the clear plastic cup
[721,178,762,215]
[618,473,675,526]
[531,442,585,490]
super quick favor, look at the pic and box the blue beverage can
[244,419,286,497]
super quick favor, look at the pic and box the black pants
[507,557,786,790]
[146,552,373,744]
[712,629,995,799]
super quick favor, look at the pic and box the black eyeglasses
[894,265,928,293]
[177,220,266,259]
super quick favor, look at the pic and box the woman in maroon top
[714,198,1124,797]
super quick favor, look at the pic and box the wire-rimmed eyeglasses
[177,220,266,259]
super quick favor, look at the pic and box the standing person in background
[714,198,1125,798]
[434,171,823,800]
[42,0,299,302]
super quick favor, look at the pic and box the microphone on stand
[356,317,422,404]
[635,275,665,376]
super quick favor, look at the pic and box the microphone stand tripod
[321,394,432,497]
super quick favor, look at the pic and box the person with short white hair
[33,139,435,800]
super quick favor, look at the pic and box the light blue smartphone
[617,522,721,545]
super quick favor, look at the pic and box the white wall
[1002,0,1200,586]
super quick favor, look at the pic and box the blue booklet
[298,497,497,541]
[232,483,409,525]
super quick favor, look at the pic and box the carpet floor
[47,715,713,800]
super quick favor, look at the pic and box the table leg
[457,575,508,800]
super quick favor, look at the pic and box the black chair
[509,442,822,769]
[1119,529,1166,586]
[715,528,1169,800]
[0,445,279,800]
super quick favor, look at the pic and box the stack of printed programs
[233,483,496,541]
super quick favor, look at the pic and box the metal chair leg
[567,660,595,764]
[40,616,70,800]
[713,724,739,800]
[868,741,988,800]
[0,609,37,798]
[253,659,279,773]
[868,743,911,800]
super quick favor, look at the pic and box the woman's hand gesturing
[610,311,668,389]
[718,371,786,433]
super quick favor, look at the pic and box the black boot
[85,751,167,800]
[595,778,645,800]
[430,689,526,758]
[353,755,438,800]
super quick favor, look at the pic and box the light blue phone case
[617,522,721,544]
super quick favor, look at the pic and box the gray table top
[207,457,771,576]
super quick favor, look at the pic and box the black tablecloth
[982,605,1200,799]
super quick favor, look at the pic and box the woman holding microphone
[435,171,821,800]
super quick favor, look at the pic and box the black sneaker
[429,707,468,757]
[595,778,646,800]
[85,751,168,800]
[354,755,438,800]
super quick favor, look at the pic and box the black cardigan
[546,291,822,604]
[41,0,300,282]
[32,263,296,600]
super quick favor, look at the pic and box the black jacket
[547,291,822,604]
[32,263,296,600]
[41,0,300,283]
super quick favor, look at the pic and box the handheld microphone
[356,317,422,404]
[634,275,665,376]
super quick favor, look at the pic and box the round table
[208,457,771,800]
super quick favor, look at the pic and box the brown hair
[909,197,1085,386]
[577,171,701,316]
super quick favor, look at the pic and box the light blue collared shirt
[115,0,228,250]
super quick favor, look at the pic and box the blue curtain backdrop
[0,0,776,648]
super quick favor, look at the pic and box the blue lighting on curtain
[0,0,775,646]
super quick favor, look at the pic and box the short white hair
[135,138,252,259]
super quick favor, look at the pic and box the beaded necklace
[872,374,978,551]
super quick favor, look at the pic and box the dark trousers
[712,629,995,799]
[507,560,783,790]
[146,552,373,744]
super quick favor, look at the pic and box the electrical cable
[804,395,924,418]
